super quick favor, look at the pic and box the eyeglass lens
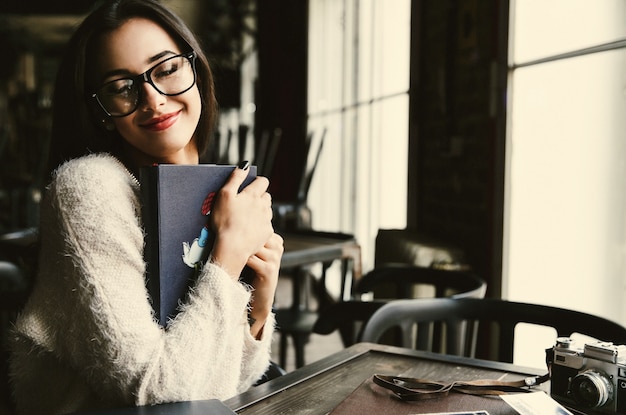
[95,53,196,117]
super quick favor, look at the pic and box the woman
[9,1,282,414]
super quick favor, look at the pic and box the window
[307,0,411,271]
[505,0,626,367]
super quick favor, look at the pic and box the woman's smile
[140,110,181,131]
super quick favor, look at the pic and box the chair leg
[293,333,308,368]
[279,332,288,369]
[338,324,357,347]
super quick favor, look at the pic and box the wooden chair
[312,264,487,347]
[360,297,626,362]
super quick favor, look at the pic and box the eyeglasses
[92,51,197,117]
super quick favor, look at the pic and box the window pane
[375,95,408,229]
[308,0,410,271]
[358,0,373,101]
[308,0,345,113]
[507,49,626,324]
[307,112,346,231]
[512,0,626,64]
[507,1,626,369]
[375,0,411,96]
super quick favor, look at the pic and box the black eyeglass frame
[91,51,197,118]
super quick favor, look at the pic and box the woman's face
[94,17,202,166]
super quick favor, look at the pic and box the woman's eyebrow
[147,50,177,64]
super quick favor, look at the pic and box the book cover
[140,164,256,327]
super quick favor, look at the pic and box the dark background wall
[408,0,509,297]
[256,0,309,202]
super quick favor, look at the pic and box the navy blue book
[140,164,256,327]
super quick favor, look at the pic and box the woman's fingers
[221,161,269,197]
[247,233,284,273]
[209,162,276,278]
[247,233,283,335]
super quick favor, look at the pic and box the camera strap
[372,372,551,401]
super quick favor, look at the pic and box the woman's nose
[139,82,166,112]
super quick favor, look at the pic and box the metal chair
[360,297,626,362]
[312,264,487,347]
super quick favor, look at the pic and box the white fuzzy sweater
[9,154,275,415]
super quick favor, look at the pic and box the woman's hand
[210,162,274,278]
[246,232,283,338]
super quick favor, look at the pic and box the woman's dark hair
[47,0,217,179]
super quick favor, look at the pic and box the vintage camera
[550,337,626,414]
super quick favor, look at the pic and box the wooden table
[281,231,361,276]
[280,231,362,305]
[224,342,552,415]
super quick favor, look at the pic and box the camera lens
[570,370,613,408]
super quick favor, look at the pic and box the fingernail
[238,160,250,170]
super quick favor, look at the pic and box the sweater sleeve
[13,154,274,407]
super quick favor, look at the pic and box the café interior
[1,1,626,414]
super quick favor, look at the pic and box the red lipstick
[141,110,181,131]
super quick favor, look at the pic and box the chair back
[354,263,486,300]
[313,265,487,347]
[360,297,626,362]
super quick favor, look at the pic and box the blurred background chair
[312,264,487,348]
[360,297,626,362]
[374,229,466,269]
[354,263,486,300]
[0,227,38,413]
[0,260,30,415]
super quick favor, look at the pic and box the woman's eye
[115,85,134,96]
[154,63,180,79]
[103,80,134,97]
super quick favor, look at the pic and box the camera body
[550,337,626,414]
